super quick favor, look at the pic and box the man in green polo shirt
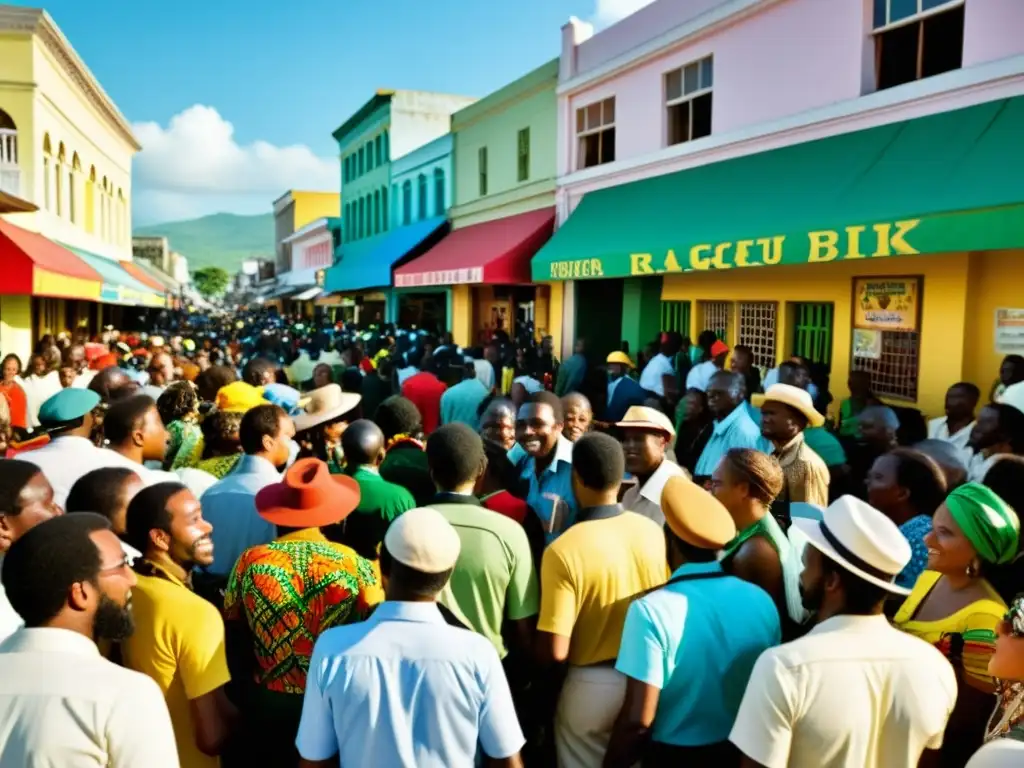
[339,420,416,560]
[426,423,539,661]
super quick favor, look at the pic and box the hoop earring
[966,563,978,579]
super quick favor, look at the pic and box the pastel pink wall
[964,0,1024,67]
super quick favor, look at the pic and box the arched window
[41,134,52,210]
[85,166,96,234]
[69,153,81,225]
[357,197,365,239]
[416,173,427,221]
[401,180,412,227]
[0,110,17,196]
[433,168,445,216]
[117,189,126,246]
[373,189,381,235]
[100,177,109,240]
[55,143,65,217]
[381,185,388,232]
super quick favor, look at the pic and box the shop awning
[0,219,102,300]
[293,287,322,301]
[325,215,448,294]
[128,258,181,293]
[0,191,38,214]
[533,96,1024,282]
[396,208,553,288]
[66,247,166,307]
[121,260,170,293]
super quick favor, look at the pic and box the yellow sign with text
[853,277,920,332]
[543,219,921,280]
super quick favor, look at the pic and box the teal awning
[324,216,448,294]
[63,246,166,306]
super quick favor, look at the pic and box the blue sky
[10,0,655,224]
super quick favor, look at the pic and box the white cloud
[591,0,657,27]
[131,105,337,224]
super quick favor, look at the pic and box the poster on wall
[853,277,920,332]
[853,328,882,360]
[995,308,1024,354]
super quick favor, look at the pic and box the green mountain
[133,212,274,272]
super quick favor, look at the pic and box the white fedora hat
[792,494,912,594]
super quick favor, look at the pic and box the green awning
[533,96,1024,282]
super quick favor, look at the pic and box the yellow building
[0,5,158,362]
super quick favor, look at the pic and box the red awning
[121,260,169,292]
[0,219,102,299]
[394,207,554,288]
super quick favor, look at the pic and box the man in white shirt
[618,406,688,527]
[730,495,956,768]
[0,512,179,767]
[928,382,980,463]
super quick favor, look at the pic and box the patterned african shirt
[224,529,383,694]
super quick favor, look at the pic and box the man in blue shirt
[605,475,781,766]
[295,506,525,768]
[200,404,294,576]
[694,371,763,481]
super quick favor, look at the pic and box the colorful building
[533,0,1024,417]
[324,90,474,325]
[0,5,162,361]
[395,59,560,349]
[271,190,340,312]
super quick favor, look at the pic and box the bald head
[341,419,385,467]
[89,366,138,403]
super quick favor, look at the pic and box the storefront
[0,218,103,361]
[394,207,557,348]
[533,96,1024,417]
[322,215,448,329]
[65,246,167,331]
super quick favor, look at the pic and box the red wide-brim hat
[255,458,361,529]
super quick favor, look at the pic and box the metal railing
[0,127,20,196]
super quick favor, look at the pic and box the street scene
[0,0,1023,766]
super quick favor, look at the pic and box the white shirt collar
[808,613,891,636]
[552,434,574,468]
[638,459,686,505]
[1,627,100,657]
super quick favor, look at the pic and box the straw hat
[606,351,635,368]
[616,405,675,437]
[255,458,361,529]
[661,475,736,549]
[752,383,825,428]
[293,384,361,432]
[792,495,912,594]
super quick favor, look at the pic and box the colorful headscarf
[946,482,1020,565]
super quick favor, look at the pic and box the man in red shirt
[401,357,447,435]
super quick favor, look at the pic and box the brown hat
[660,475,737,549]
[255,458,361,529]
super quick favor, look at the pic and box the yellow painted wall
[292,191,340,230]
[451,284,473,347]
[661,251,972,418]
[544,281,564,357]
[963,249,1024,395]
[0,295,33,363]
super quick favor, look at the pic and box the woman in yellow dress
[894,483,1020,767]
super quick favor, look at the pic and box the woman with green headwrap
[894,482,1021,767]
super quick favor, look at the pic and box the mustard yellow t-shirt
[538,511,667,666]
[121,565,231,768]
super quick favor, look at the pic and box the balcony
[0,127,20,197]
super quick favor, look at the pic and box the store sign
[544,218,921,279]
[995,308,1024,354]
[395,267,483,287]
[853,277,920,332]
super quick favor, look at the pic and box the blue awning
[324,216,448,294]
[63,246,165,307]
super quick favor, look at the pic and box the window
[343,156,349,183]
[575,97,616,169]
[343,203,350,243]
[851,330,920,400]
[737,302,778,370]
[478,147,488,196]
[331,226,342,252]
[373,189,381,235]
[381,185,388,232]
[433,168,445,216]
[357,197,365,239]
[661,301,691,336]
[382,130,389,163]
[367,141,374,171]
[666,56,713,146]
[375,135,383,166]
[54,144,65,217]
[42,134,52,210]
[875,1,964,91]
[517,128,530,182]
[417,173,427,221]
[358,147,365,176]
[366,194,374,236]
[402,180,412,226]
[701,301,731,342]
[792,302,834,367]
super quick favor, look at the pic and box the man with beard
[730,495,956,768]
[0,513,179,766]
[121,483,237,768]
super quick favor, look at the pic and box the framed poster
[853,328,882,359]
[995,308,1024,354]
[853,277,920,332]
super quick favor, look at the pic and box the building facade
[535,0,1024,417]
[270,189,340,313]
[0,5,161,360]
[394,59,560,348]
[324,90,473,327]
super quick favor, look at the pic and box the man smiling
[513,392,576,540]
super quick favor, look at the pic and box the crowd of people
[0,312,1022,768]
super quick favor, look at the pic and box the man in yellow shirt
[121,482,237,768]
[535,432,667,768]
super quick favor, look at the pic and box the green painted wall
[621,277,663,359]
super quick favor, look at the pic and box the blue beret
[38,388,101,425]
[263,383,305,416]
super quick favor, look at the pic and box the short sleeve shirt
[538,510,667,666]
[120,562,232,768]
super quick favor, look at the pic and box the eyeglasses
[97,557,132,576]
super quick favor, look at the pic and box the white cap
[384,507,461,573]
